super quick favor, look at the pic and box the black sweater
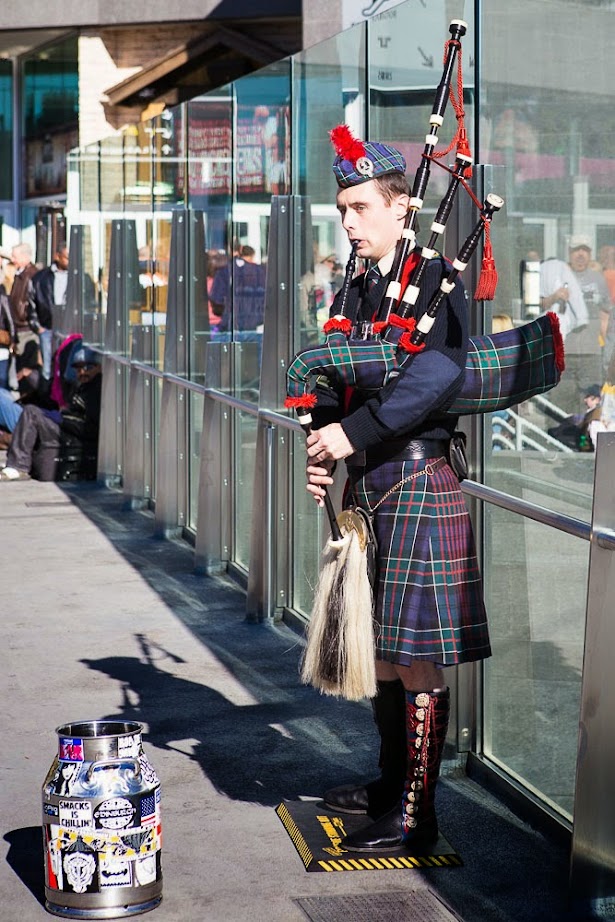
[312,255,468,451]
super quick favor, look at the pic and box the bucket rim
[55,719,143,739]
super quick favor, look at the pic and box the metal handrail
[462,479,591,541]
[101,349,590,538]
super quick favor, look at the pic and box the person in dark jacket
[32,245,69,381]
[0,347,102,481]
[8,243,39,356]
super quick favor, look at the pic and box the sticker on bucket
[94,797,138,830]
[59,800,93,830]
[118,734,141,759]
[59,737,84,761]
[99,857,133,888]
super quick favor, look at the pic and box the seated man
[547,384,602,451]
[0,347,102,481]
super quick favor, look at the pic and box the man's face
[11,247,31,270]
[584,394,600,410]
[570,246,591,272]
[55,248,69,270]
[336,181,409,263]
[75,363,101,385]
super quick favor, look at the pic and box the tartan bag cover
[286,332,397,399]
[446,312,565,416]
[285,313,564,417]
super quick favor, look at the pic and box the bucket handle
[86,758,141,781]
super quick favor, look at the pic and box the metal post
[194,342,231,574]
[570,432,615,918]
[246,196,296,621]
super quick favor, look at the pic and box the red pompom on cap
[330,125,366,166]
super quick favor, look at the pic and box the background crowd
[0,242,102,481]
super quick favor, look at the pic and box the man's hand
[306,423,354,463]
[306,459,335,507]
[305,423,355,506]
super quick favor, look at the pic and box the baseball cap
[330,124,406,189]
[569,234,592,251]
[583,384,601,398]
[72,346,101,368]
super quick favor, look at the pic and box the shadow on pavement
[4,826,46,908]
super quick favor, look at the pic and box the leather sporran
[337,505,378,589]
[449,430,469,481]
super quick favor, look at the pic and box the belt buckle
[424,458,443,476]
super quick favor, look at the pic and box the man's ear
[393,193,410,221]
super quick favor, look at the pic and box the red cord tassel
[284,394,318,410]
[323,316,353,336]
[546,311,566,373]
[398,333,426,353]
[474,234,498,301]
[456,127,473,178]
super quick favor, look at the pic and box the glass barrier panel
[151,215,171,370]
[480,0,615,521]
[152,106,186,209]
[293,24,365,308]
[123,124,153,212]
[189,391,204,531]
[224,60,292,403]
[73,143,100,213]
[100,135,125,212]
[233,407,257,571]
[152,373,163,502]
[76,224,101,345]
[482,505,587,820]
[187,86,233,381]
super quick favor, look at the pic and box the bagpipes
[287,20,565,701]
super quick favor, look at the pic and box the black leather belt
[365,438,450,464]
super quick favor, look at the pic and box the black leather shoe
[323,783,370,815]
[341,807,439,853]
[342,806,404,851]
[323,778,403,817]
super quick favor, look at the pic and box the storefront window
[0,60,12,201]
[480,0,615,822]
[22,36,78,199]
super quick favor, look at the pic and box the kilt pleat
[348,458,491,667]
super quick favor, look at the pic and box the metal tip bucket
[42,719,162,918]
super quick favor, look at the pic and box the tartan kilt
[347,457,491,667]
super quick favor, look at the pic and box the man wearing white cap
[542,235,612,412]
[569,235,611,393]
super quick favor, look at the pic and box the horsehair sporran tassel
[300,520,376,700]
[298,237,376,702]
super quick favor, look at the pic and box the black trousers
[7,404,60,478]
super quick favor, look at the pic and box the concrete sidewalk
[0,479,573,922]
